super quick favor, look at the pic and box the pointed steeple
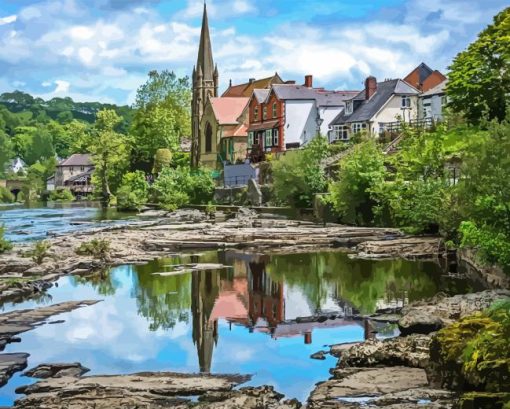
[196,2,214,82]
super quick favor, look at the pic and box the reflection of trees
[132,258,193,331]
[72,268,119,296]
[266,252,441,314]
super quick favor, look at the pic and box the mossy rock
[458,392,510,409]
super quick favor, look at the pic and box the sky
[0,0,506,106]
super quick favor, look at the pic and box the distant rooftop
[58,153,93,167]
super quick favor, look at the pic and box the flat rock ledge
[23,362,90,379]
[355,236,444,260]
[13,371,301,409]
[0,353,29,387]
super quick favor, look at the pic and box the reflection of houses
[54,154,94,196]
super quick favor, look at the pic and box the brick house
[404,62,447,93]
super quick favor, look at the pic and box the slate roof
[253,89,270,103]
[58,154,93,167]
[271,84,359,107]
[210,97,249,125]
[422,79,448,97]
[329,79,419,125]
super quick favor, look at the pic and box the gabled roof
[330,79,419,125]
[58,154,93,167]
[422,79,448,97]
[210,97,249,125]
[253,89,270,103]
[222,73,283,97]
[315,91,359,107]
[270,84,358,107]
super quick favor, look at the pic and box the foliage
[75,238,111,261]
[48,188,74,202]
[0,225,12,254]
[272,136,330,208]
[0,130,13,177]
[329,138,386,225]
[130,70,191,171]
[459,222,510,267]
[116,171,149,211]
[0,187,14,203]
[447,7,510,124]
[88,109,129,207]
[151,166,214,211]
[430,301,510,394]
[29,241,52,264]
[153,148,172,174]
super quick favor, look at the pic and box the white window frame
[263,106,267,120]
[265,129,272,148]
[345,101,353,115]
[401,96,411,108]
[272,103,277,118]
[351,122,367,133]
[331,125,349,141]
[248,132,254,147]
[254,106,258,120]
[273,128,279,146]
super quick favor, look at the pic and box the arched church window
[205,122,213,153]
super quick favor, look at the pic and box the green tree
[330,139,386,225]
[88,109,129,207]
[117,171,149,211]
[153,148,172,174]
[272,136,330,208]
[447,7,510,123]
[130,70,191,171]
[0,130,13,177]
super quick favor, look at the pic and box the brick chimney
[365,76,377,100]
[304,75,313,88]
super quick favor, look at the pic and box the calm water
[0,250,482,406]
[0,202,138,243]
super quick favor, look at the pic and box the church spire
[196,2,214,82]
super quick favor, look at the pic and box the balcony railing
[379,118,435,134]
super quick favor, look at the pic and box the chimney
[365,76,377,100]
[304,75,313,88]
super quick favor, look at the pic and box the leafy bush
[459,221,510,267]
[272,136,329,208]
[329,139,386,225]
[48,188,74,202]
[116,171,148,211]
[0,225,12,253]
[30,241,52,264]
[76,238,111,261]
[0,187,14,203]
[151,166,214,211]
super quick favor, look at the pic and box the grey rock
[247,178,263,206]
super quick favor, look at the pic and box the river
[0,249,484,406]
[0,202,138,243]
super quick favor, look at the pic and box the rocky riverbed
[0,208,507,408]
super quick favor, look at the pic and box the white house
[420,79,448,121]
[329,76,420,141]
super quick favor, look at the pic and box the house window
[254,106,258,120]
[263,106,267,120]
[248,132,254,148]
[80,166,84,171]
[351,123,367,133]
[345,101,353,115]
[265,129,272,148]
[273,128,279,146]
[272,103,277,118]
[331,125,349,141]
[401,96,411,108]
[441,95,447,105]
[205,122,213,153]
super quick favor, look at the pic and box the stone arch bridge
[0,179,30,201]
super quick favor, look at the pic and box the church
[190,3,281,169]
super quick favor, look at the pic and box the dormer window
[401,96,411,108]
[254,106,258,120]
[263,106,267,120]
[345,101,353,115]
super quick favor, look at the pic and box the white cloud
[41,81,52,87]
[180,0,257,19]
[54,80,70,93]
[0,15,17,25]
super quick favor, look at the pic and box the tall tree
[0,130,13,177]
[130,70,191,171]
[447,7,510,123]
[88,109,128,207]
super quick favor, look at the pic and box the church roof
[196,3,214,81]
[210,97,249,125]
[222,74,283,97]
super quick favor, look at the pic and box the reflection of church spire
[191,270,220,373]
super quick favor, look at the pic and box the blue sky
[0,0,506,105]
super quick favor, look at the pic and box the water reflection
[0,250,482,405]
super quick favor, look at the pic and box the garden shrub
[116,171,148,211]
[0,187,14,203]
[76,238,111,261]
[0,225,12,253]
[48,188,74,202]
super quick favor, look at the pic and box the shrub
[76,238,111,261]
[0,225,12,253]
[151,166,214,210]
[459,221,510,268]
[116,171,149,211]
[30,241,52,264]
[0,187,14,203]
[48,188,74,202]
